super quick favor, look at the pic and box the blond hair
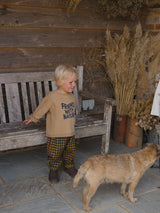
[54,65,77,87]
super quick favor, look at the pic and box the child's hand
[23,118,32,125]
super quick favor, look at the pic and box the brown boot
[49,169,59,183]
[64,167,77,178]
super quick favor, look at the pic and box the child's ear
[57,80,62,87]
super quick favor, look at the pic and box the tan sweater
[30,90,76,137]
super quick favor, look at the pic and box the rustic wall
[0,0,136,97]
[143,8,160,35]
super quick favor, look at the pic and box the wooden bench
[0,66,115,154]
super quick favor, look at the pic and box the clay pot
[125,117,143,148]
[113,114,127,143]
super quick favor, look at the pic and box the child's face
[58,73,77,93]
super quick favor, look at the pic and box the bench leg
[101,103,112,154]
[101,134,109,154]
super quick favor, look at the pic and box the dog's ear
[150,144,160,158]
[145,143,156,148]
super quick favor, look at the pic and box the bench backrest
[0,66,83,124]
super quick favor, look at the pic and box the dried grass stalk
[128,98,152,120]
[64,0,82,10]
[105,23,160,115]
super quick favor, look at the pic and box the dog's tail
[73,169,84,188]
[73,160,91,188]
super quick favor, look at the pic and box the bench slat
[0,72,54,83]
[77,66,83,91]
[76,66,83,114]
[5,83,22,122]
[21,82,30,120]
[29,82,37,112]
[37,82,43,104]
[37,81,45,119]
[52,81,57,91]
[44,81,50,95]
[74,86,81,115]
[0,86,6,123]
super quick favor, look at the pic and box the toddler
[23,65,78,183]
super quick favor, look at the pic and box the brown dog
[73,144,160,211]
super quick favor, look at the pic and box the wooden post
[74,66,83,115]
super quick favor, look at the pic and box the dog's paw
[84,206,92,212]
[121,191,128,197]
[130,197,138,203]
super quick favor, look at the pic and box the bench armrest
[79,91,116,106]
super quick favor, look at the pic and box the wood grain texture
[0,7,108,30]
[0,0,100,10]
[0,0,135,73]
[0,0,132,105]
[0,29,105,47]
[0,48,89,69]
[0,6,134,30]
[5,83,22,122]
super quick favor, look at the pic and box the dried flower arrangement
[128,98,157,130]
[136,115,157,130]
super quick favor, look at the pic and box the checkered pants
[47,136,76,170]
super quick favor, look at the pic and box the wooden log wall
[0,0,136,96]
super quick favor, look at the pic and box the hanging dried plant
[97,0,148,19]
[64,0,81,10]
[64,0,149,19]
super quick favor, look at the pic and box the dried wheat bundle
[105,23,160,115]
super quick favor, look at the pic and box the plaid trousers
[47,136,76,170]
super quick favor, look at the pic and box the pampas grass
[84,23,160,129]
[105,23,160,115]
